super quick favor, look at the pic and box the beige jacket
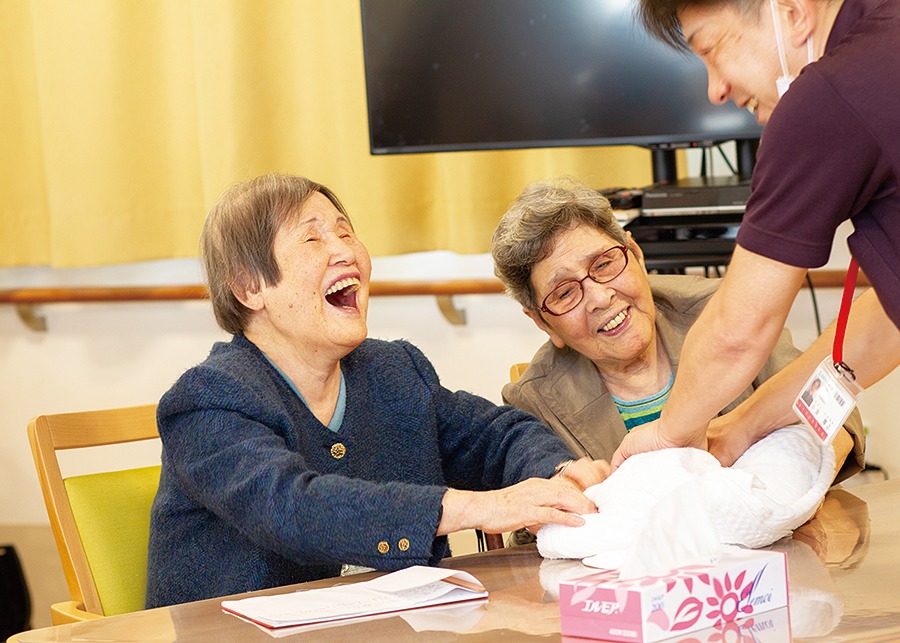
[503,273,865,483]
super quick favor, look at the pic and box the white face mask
[770,0,815,97]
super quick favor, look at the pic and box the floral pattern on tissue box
[559,549,789,643]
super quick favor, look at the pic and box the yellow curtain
[0,0,655,268]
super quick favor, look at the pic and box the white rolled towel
[537,425,835,570]
[707,424,836,548]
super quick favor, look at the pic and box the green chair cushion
[64,465,161,616]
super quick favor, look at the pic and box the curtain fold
[0,0,653,268]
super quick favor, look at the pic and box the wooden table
[10,478,900,642]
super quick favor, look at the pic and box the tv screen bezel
[359,0,762,161]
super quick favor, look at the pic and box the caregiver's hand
[610,418,707,470]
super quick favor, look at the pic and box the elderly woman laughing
[146,174,608,608]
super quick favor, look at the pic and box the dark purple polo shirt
[736,0,900,327]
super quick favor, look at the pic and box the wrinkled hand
[610,419,707,470]
[438,478,597,536]
[555,457,611,491]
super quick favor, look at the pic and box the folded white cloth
[538,425,834,574]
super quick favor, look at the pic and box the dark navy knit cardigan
[146,335,573,607]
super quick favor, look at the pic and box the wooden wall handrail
[806,269,870,289]
[0,270,866,306]
[0,285,210,304]
[0,270,868,331]
[0,280,507,331]
[0,280,507,305]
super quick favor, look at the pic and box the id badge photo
[793,357,864,445]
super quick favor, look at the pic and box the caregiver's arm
[708,287,900,466]
[611,246,807,467]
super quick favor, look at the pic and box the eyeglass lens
[543,246,627,315]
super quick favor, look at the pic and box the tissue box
[558,548,788,642]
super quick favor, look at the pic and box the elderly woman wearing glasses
[492,178,864,484]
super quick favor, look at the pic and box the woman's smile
[598,307,631,335]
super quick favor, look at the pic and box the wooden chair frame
[27,404,159,623]
[510,362,529,384]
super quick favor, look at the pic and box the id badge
[793,357,864,444]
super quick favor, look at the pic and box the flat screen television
[359,0,763,183]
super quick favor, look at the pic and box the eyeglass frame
[538,245,630,316]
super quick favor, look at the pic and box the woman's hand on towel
[437,478,598,537]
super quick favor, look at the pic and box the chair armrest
[50,600,103,625]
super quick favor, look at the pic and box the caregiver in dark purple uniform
[612,0,900,468]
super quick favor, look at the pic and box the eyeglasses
[539,245,629,316]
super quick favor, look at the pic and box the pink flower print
[671,596,703,631]
[704,571,755,626]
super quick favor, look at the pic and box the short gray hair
[201,173,349,335]
[492,178,628,311]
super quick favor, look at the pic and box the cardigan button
[398,538,410,552]
[330,443,346,459]
[377,541,390,554]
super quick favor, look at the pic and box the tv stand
[648,138,758,184]
[651,148,679,185]
[735,138,758,181]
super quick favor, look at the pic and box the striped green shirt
[611,373,675,431]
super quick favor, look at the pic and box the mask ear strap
[770,0,792,82]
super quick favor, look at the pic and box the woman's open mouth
[325,277,361,309]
